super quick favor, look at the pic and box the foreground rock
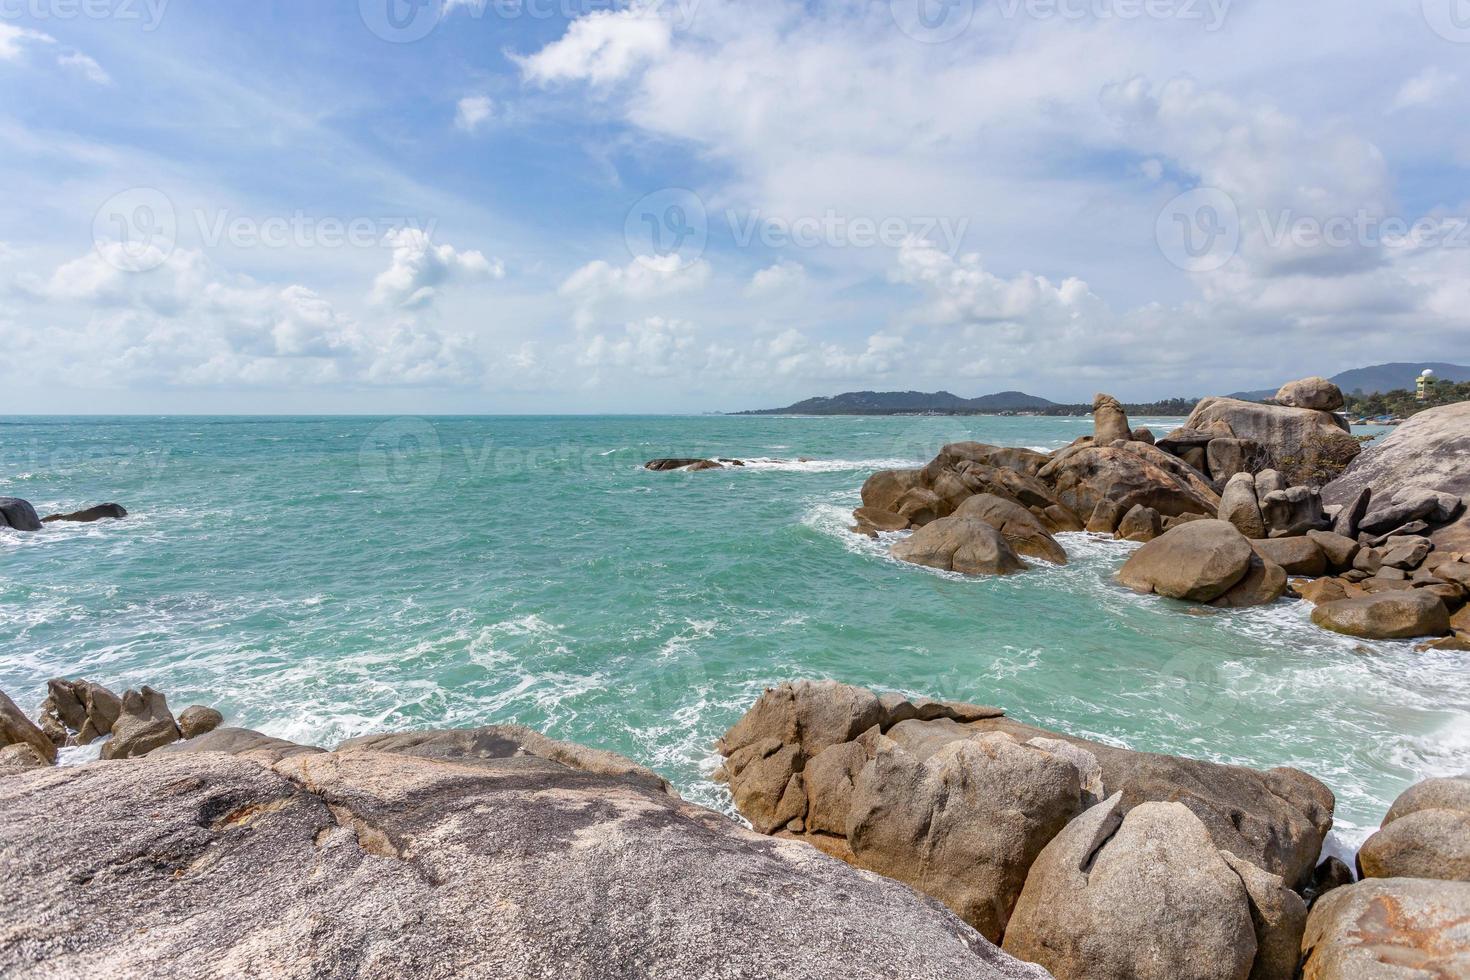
[1301,877,1470,978]
[0,497,43,532]
[1358,775,1470,882]
[40,503,128,523]
[0,726,1047,980]
[717,680,1333,972]
[890,516,1029,576]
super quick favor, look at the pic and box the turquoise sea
[1,415,1463,850]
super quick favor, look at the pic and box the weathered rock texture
[1184,397,1359,486]
[717,681,1333,975]
[1117,520,1254,603]
[890,517,1029,576]
[1358,775,1470,883]
[1301,877,1470,978]
[0,725,1049,979]
[0,690,55,765]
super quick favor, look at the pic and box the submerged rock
[41,503,128,523]
[0,729,1048,979]
[0,497,43,532]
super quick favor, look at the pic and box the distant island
[739,361,1470,417]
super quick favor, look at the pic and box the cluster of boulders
[0,497,127,531]
[0,703,1050,979]
[0,679,223,773]
[717,680,1470,979]
[1118,399,1470,641]
[846,378,1374,581]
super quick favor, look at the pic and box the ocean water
[2,414,1464,849]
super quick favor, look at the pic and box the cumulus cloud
[516,8,671,86]
[58,50,111,85]
[1393,68,1457,111]
[746,260,806,297]
[454,95,494,132]
[369,228,504,310]
[0,23,53,60]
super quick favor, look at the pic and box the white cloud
[58,51,111,85]
[1392,68,1457,111]
[0,23,53,61]
[516,8,671,86]
[369,228,504,310]
[559,253,709,302]
[454,95,494,133]
[746,260,806,297]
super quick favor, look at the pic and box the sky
[1,0,1468,413]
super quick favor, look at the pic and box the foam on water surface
[0,414,1460,843]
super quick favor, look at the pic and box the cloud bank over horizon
[1,0,1468,413]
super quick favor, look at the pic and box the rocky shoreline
[850,377,1470,646]
[4,675,1467,977]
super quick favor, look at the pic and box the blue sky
[2,0,1469,413]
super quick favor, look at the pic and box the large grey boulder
[1324,400,1470,508]
[1002,796,1258,980]
[1184,397,1360,486]
[0,497,43,532]
[846,731,1083,941]
[0,736,1048,980]
[891,516,1029,576]
[1358,775,1470,882]
[1117,520,1254,603]
[1301,877,1470,978]
[1274,376,1345,412]
[1038,444,1220,520]
[0,689,55,765]
[1310,591,1451,640]
[954,494,1068,565]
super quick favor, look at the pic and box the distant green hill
[1230,362,1470,401]
[739,390,1058,415]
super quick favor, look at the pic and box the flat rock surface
[0,741,1048,980]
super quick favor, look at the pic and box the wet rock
[0,737,1049,980]
[1301,877,1470,978]
[1296,577,1352,606]
[0,689,56,765]
[0,497,43,532]
[1002,796,1257,980]
[1250,536,1328,577]
[1274,376,1345,412]
[1220,472,1267,539]
[848,731,1083,941]
[1358,775,1470,883]
[1310,591,1451,640]
[1303,856,1356,904]
[954,494,1068,565]
[40,503,128,523]
[890,517,1029,576]
[1117,520,1254,603]
[178,705,225,740]
[644,458,724,471]
[100,686,181,760]
[1115,503,1164,543]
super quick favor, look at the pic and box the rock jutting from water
[0,689,1049,980]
